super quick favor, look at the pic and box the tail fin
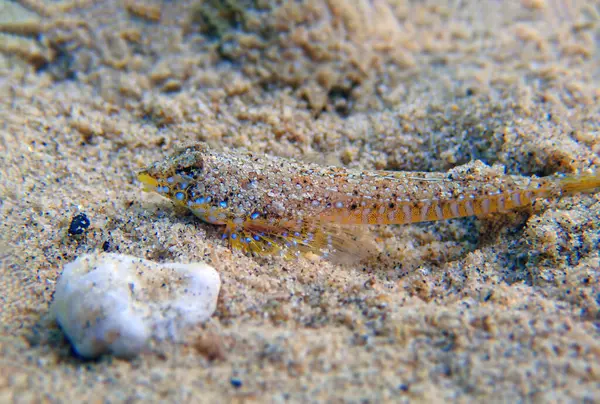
[558,172,600,195]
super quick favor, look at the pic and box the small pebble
[68,213,90,235]
[50,253,221,359]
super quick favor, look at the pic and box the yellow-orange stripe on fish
[137,142,600,259]
[317,188,549,225]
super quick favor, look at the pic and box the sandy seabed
[1,0,599,402]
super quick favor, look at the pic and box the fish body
[138,143,600,259]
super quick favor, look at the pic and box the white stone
[50,253,221,359]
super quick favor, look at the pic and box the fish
[137,142,600,260]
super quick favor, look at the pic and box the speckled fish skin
[138,142,600,258]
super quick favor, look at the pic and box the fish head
[137,143,210,205]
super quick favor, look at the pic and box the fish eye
[172,146,205,179]
[175,165,202,179]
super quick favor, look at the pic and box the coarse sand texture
[0,0,599,402]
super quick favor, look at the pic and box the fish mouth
[137,172,159,192]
